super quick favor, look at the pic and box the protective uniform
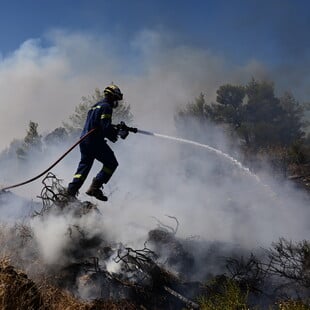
[67,85,122,201]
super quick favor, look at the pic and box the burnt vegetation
[0,174,309,309]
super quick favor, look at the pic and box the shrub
[199,277,249,310]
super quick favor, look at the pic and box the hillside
[0,173,309,309]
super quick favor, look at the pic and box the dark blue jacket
[81,98,117,144]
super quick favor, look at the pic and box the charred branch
[163,285,200,309]
[36,172,68,212]
[264,238,310,288]
[226,253,266,293]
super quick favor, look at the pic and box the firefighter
[67,84,127,201]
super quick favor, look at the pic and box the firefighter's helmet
[104,84,123,101]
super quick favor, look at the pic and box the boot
[66,186,79,201]
[85,178,108,201]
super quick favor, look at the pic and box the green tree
[242,80,306,149]
[242,79,285,147]
[176,79,307,151]
[64,88,133,135]
[213,84,246,130]
[279,92,306,146]
[177,93,210,124]
[199,277,249,310]
[216,84,245,108]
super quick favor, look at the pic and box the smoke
[0,29,272,150]
[0,191,38,223]
[0,29,309,285]
[31,213,72,264]
[109,133,310,247]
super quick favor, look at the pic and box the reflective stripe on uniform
[73,174,83,179]
[101,114,112,119]
[91,105,101,110]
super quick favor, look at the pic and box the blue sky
[0,0,309,147]
[1,0,309,66]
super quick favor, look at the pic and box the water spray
[137,128,278,197]
[137,129,261,183]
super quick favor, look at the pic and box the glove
[115,121,129,139]
[106,126,118,143]
[118,128,129,139]
[108,134,118,143]
[114,121,137,139]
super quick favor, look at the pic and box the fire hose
[0,122,138,192]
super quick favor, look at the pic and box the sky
[1,0,309,64]
[0,0,309,148]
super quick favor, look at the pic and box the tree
[242,79,285,148]
[64,88,133,136]
[23,121,42,149]
[279,92,305,146]
[16,121,42,160]
[266,238,310,289]
[216,84,245,109]
[213,84,246,129]
[44,127,68,145]
[176,93,210,123]
[176,79,307,151]
[175,93,220,146]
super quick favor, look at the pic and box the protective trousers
[68,140,118,195]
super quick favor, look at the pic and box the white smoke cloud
[106,133,310,248]
[31,213,71,264]
[0,29,309,270]
[0,31,120,149]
